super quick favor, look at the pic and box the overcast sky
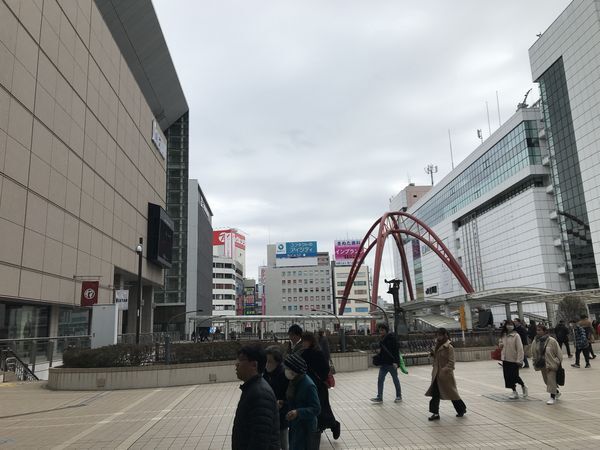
[153,0,571,285]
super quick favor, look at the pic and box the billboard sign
[213,229,246,258]
[334,239,361,266]
[151,120,167,159]
[275,241,317,258]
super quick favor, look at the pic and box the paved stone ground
[1,360,600,449]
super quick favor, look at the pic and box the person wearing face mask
[283,354,321,450]
[425,328,466,421]
[499,320,528,399]
[300,332,341,440]
[264,346,290,450]
[531,324,563,405]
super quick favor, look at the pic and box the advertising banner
[275,241,317,258]
[115,290,129,310]
[213,229,246,258]
[81,281,99,307]
[334,239,361,266]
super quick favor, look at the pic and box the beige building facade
[0,0,186,341]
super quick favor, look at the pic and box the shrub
[62,344,155,368]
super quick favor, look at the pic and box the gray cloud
[154,0,571,282]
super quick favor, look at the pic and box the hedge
[62,344,155,368]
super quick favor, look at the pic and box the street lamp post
[135,237,143,344]
[336,296,390,325]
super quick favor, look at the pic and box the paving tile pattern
[1,360,599,449]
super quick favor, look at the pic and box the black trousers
[557,339,571,356]
[428,378,466,415]
[502,361,525,389]
[575,347,590,365]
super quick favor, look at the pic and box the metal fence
[0,335,91,375]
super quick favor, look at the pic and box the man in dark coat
[370,322,402,403]
[513,318,530,368]
[554,320,572,357]
[232,345,280,450]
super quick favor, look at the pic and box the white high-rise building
[264,242,333,315]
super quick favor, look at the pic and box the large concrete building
[529,0,600,296]
[391,0,600,324]
[391,105,568,323]
[0,0,187,341]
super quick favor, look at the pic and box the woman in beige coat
[531,324,563,405]
[425,328,466,420]
[499,320,528,399]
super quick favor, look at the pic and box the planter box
[48,351,369,391]
[47,348,498,391]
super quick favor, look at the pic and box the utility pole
[424,164,438,186]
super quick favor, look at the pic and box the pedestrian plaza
[1,360,599,449]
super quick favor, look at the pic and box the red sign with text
[81,281,99,307]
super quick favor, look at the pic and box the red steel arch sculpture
[338,211,474,315]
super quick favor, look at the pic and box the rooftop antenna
[448,129,455,170]
[424,164,438,186]
[477,129,483,144]
[496,90,502,126]
[517,88,532,110]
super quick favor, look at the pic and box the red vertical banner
[81,281,99,307]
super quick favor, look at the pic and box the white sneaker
[522,386,528,398]
[509,391,519,399]
[546,398,556,405]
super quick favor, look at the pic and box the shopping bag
[556,365,565,386]
[491,347,502,361]
[398,353,408,374]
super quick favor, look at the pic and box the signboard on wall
[334,239,361,266]
[275,241,317,258]
[151,120,167,159]
[115,290,129,310]
[81,281,99,307]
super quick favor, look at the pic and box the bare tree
[556,295,587,322]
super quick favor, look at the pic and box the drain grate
[482,393,541,402]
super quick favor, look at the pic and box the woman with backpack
[531,324,563,404]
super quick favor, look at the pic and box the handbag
[372,353,382,366]
[556,364,565,386]
[491,347,502,361]
[326,371,336,388]
[398,353,408,375]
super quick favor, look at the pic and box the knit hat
[283,353,307,375]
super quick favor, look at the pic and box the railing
[1,348,39,381]
[118,332,180,345]
[0,336,91,376]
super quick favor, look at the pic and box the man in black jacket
[554,319,572,357]
[370,322,402,403]
[232,345,280,450]
[513,318,530,368]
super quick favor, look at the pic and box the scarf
[286,373,305,402]
[536,334,549,361]
[435,337,449,352]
